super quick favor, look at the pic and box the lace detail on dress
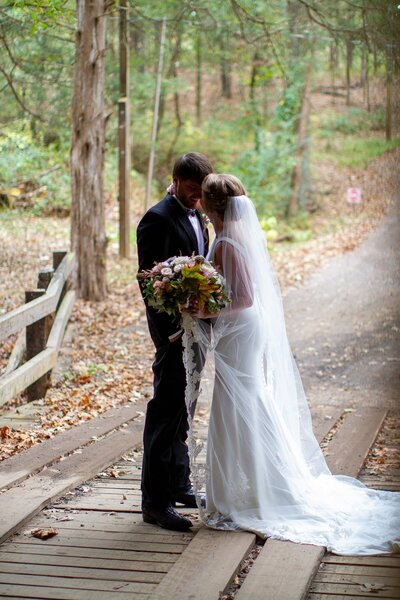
[225,465,250,508]
[182,313,208,518]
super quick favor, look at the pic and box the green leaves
[11,0,75,33]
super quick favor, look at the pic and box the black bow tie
[173,197,197,217]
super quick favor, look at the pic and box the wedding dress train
[182,196,400,555]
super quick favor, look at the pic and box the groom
[136,152,213,531]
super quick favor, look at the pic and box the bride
[182,173,400,555]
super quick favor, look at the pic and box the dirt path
[284,197,400,410]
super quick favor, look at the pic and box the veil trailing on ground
[182,195,400,555]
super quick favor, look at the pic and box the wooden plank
[236,540,324,600]
[0,552,172,572]
[46,252,75,300]
[53,502,141,512]
[13,536,185,553]
[4,327,25,374]
[0,402,146,490]
[358,482,400,491]
[19,529,192,545]
[0,572,156,594]
[89,484,142,491]
[314,572,400,586]
[46,290,75,351]
[53,497,141,512]
[1,544,177,563]
[323,556,400,568]
[0,420,143,544]
[61,489,142,497]
[0,583,147,599]
[30,511,192,537]
[152,528,255,600]
[0,562,164,584]
[0,294,55,342]
[309,581,400,598]
[309,596,397,600]
[0,347,57,407]
[235,407,389,600]
[320,565,400,578]
[23,522,193,540]
[311,406,343,442]
[325,408,387,477]
[93,473,142,481]
[0,253,74,341]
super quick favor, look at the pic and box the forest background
[1,0,399,255]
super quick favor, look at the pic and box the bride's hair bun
[202,174,246,218]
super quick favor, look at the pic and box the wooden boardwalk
[0,404,399,599]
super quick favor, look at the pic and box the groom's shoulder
[147,194,175,218]
[137,195,174,229]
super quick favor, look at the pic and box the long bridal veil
[182,195,399,555]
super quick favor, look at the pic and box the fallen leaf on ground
[31,527,58,540]
[0,426,9,440]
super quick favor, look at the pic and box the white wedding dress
[182,195,400,555]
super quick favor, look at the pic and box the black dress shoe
[173,490,206,508]
[142,505,193,531]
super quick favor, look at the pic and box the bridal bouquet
[137,255,230,320]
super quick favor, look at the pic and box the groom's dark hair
[173,153,213,184]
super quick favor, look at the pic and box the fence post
[25,267,55,401]
[25,289,50,401]
[38,268,54,290]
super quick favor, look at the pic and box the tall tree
[70,0,110,301]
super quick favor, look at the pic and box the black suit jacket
[137,194,209,347]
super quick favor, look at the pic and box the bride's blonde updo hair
[202,174,246,219]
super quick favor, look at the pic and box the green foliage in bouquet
[137,255,230,320]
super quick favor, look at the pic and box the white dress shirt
[174,197,204,256]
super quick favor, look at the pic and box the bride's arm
[215,242,253,310]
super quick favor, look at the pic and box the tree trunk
[165,52,184,165]
[329,42,336,88]
[250,50,262,151]
[365,51,370,112]
[360,47,366,87]
[70,0,108,301]
[131,25,144,73]
[145,17,166,210]
[118,0,130,259]
[219,36,232,99]
[386,44,392,141]
[345,38,352,106]
[159,25,181,135]
[196,32,202,126]
[288,61,313,219]
[373,44,378,74]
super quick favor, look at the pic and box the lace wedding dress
[182,195,400,555]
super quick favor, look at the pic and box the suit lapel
[167,197,198,253]
[178,212,199,253]
[166,195,209,256]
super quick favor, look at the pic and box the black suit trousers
[141,338,190,509]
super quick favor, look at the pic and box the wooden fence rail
[0,251,76,408]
